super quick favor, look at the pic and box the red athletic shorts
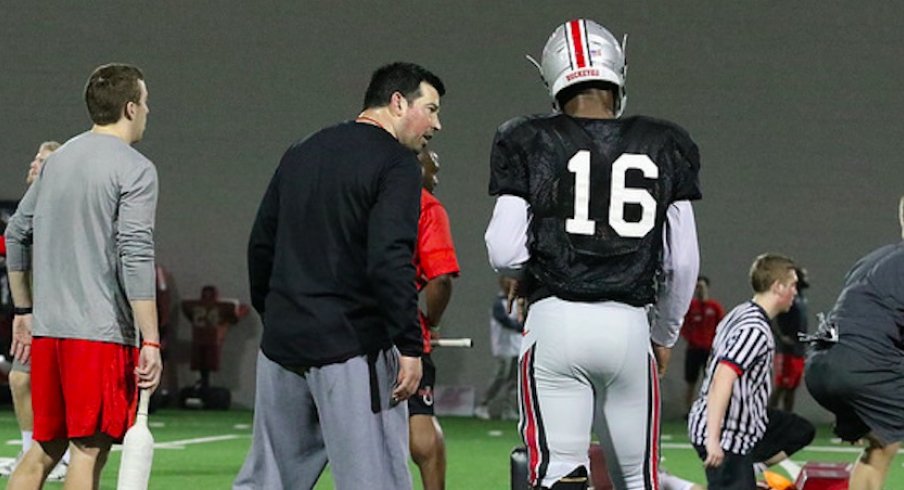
[774,353,805,389]
[31,337,139,442]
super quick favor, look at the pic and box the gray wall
[2,2,902,422]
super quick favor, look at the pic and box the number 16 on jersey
[565,151,658,239]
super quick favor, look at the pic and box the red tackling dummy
[181,285,249,372]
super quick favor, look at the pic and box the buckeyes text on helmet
[540,19,627,116]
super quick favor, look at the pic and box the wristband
[141,340,161,349]
[13,307,33,315]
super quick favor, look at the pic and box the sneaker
[0,451,23,477]
[474,405,491,420]
[46,460,68,482]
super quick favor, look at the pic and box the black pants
[751,408,815,462]
[693,445,755,490]
[695,409,814,489]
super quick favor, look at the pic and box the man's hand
[502,277,519,313]
[652,343,672,378]
[392,355,423,404]
[704,436,724,468]
[135,345,163,392]
[501,277,528,322]
[11,314,33,364]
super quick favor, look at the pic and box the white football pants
[519,297,661,490]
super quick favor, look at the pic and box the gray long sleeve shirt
[4,131,157,346]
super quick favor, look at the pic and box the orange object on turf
[763,470,796,490]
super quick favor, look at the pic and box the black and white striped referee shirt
[687,301,774,455]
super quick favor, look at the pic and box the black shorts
[408,354,436,416]
[805,344,904,444]
[693,445,755,490]
[750,409,815,463]
[684,347,710,383]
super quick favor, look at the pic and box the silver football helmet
[528,19,627,116]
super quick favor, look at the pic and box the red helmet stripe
[568,20,587,68]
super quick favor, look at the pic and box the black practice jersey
[774,294,808,356]
[489,114,702,305]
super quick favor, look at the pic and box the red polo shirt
[680,298,724,350]
[415,189,460,353]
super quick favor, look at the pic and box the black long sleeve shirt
[248,121,423,368]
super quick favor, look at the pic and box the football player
[485,19,701,490]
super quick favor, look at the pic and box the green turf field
[1,409,902,489]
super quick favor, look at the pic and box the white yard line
[662,442,863,454]
[111,434,247,451]
[778,459,803,480]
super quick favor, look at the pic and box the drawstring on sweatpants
[367,351,381,413]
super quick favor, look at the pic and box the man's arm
[131,299,161,391]
[485,195,530,275]
[8,271,33,364]
[369,154,423,400]
[704,362,739,468]
[650,201,700,375]
[679,307,694,341]
[5,179,39,363]
[423,274,453,332]
[118,162,161,392]
[248,168,280,315]
[7,271,32,310]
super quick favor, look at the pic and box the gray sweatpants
[233,349,412,490]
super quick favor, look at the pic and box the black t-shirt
[489,114,702,305]
[774,294,808,356]
[248,121,423,368]
[831,242,904,362]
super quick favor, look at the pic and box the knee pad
[538,466,589,490]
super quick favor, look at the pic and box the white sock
[62,449,70,465]
[753,462,768,475]
[21,431,33,453]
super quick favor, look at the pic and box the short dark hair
[362,62,445,110]
[84,63,144,125]
[749,253,796,293]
